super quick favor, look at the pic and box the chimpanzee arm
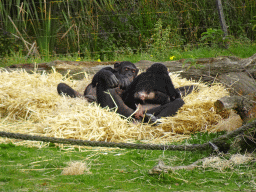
[165,75,181,100]
[92,67,119,88]
[147,98,185,118]
[175,85,195,97]
[96,83,135,117]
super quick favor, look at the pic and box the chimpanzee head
[146,63,169,75]
[114,61,139,81]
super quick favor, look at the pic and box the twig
[26,41,36,58]
[8,16,30,51]
[61,24,74,39]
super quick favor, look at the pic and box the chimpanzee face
[114,61,139,81]
[120,66,137,76]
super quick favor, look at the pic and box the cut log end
[214,100,225,112]
[214,96,256,121]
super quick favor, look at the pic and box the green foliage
[0,0,255,59]
[251,16,256,31]
[183,56,205,70]
[2,42,256,66]
[200,28,229,47]
[201,28,223,42]
[0,30,21,57]
[147,19,171,60]
[147,19,186,60]
[26,0,57,58]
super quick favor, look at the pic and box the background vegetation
[0,0,255,63]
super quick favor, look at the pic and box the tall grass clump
[0,0,58,58]
[0,0,255,60]
[26,0,58,58]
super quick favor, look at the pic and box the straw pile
[0,68,242,148]
[61,161,91,175]
[202,154,253,171]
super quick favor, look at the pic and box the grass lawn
[0,142,255,191]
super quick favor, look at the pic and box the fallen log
[214,96,256,121]
[217,72,256,96]
[159,53,256,83]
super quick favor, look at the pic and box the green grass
[1,42,256,67]
[0,142,255,191]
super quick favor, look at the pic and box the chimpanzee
[57,61,139,101]
[122,63,181,110]
[88,61,139,105]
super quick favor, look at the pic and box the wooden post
[216,0,228,47]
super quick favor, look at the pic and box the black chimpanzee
[122,63,181,109]
[57,61,139,102]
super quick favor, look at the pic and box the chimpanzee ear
[114,62,121,69]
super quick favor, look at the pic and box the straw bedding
[0,68,242,148]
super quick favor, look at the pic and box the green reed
[0,0,255,59]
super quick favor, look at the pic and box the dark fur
[57,61,138,101]
[122,63,180,110]
[89,61,138,107]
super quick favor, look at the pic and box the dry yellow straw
[61,161,91,175]
[0,68,241,148]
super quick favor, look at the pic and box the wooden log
[214,96,256,121]
[217,72,256,96]
[214,96,243,111]
[7,53,256,83]
[160,53,256,83]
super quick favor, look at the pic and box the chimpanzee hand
[92,69,119,88]
[106,73,119,88]
[118,75,131,89]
